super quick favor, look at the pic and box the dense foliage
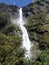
[24,0,49,65]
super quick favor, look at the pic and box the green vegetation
[0,7,24,65]
[24,0,49,64]
[0,0,49,65]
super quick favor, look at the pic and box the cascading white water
[19,8,31,58]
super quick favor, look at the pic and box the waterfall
[19,8,32,58]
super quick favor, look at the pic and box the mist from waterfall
[19,8,32,58]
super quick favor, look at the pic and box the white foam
[19,8,32,58]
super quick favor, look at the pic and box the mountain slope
[0,0,49,65]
